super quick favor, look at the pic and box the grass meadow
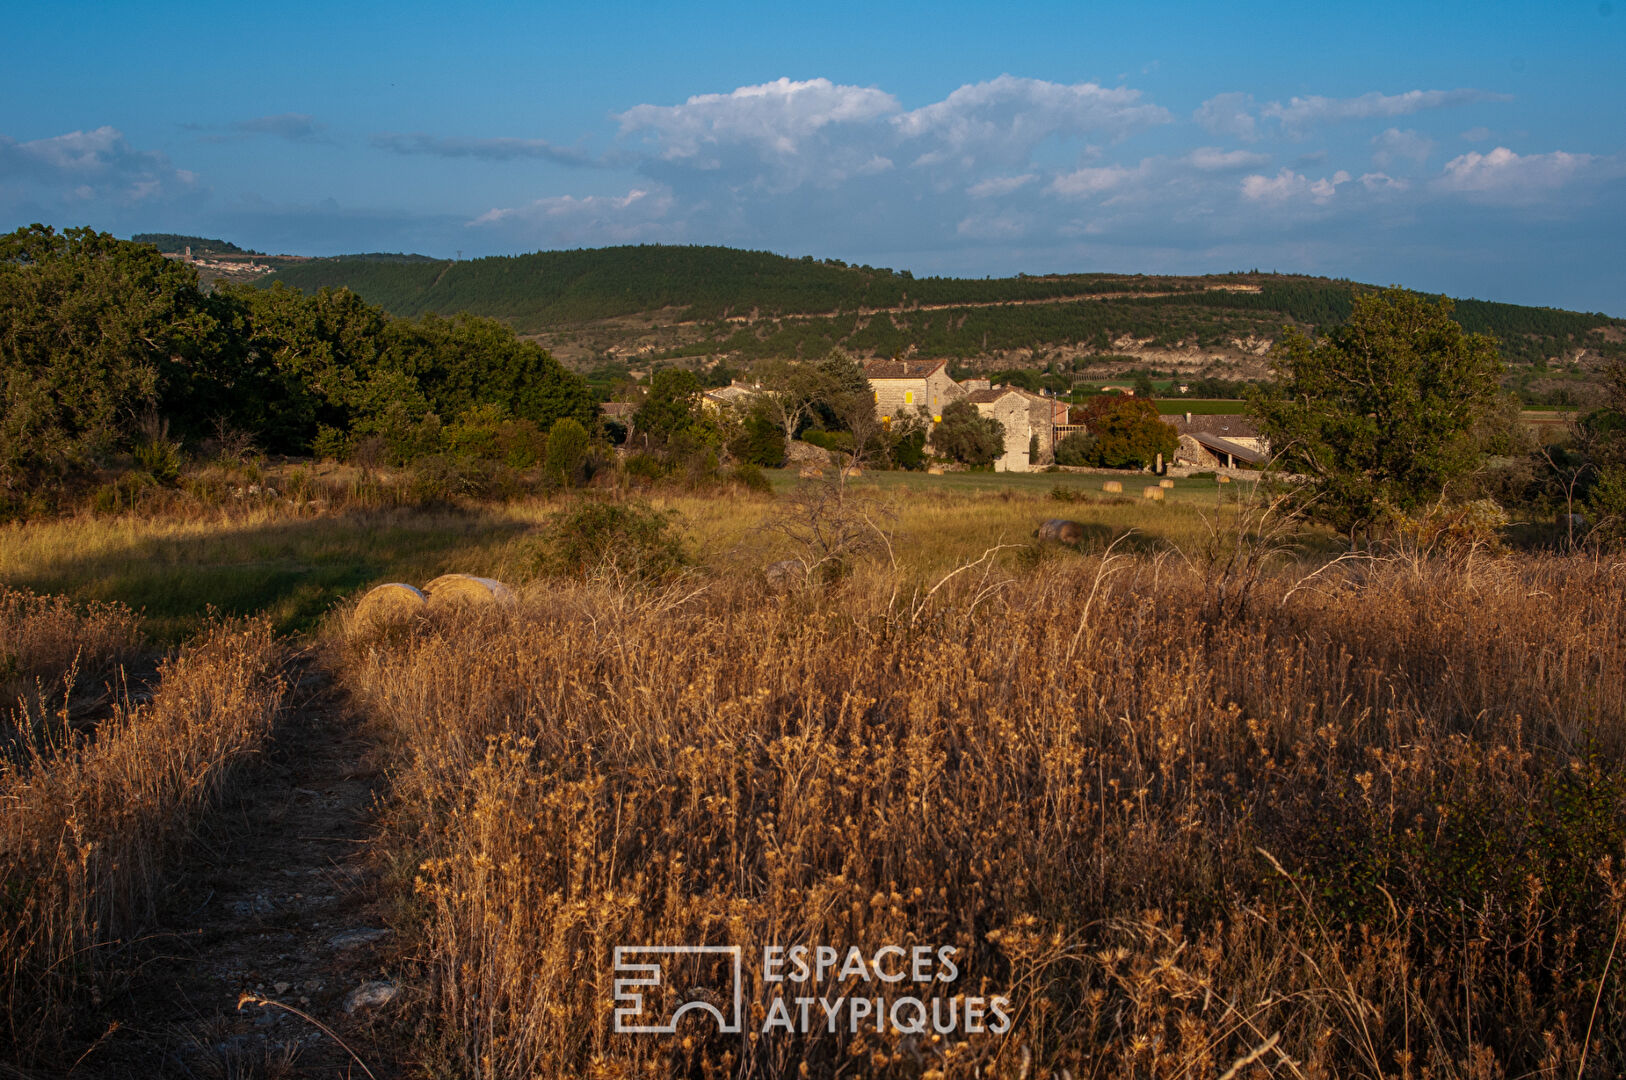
[1,470,1623,1077]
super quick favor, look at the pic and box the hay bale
[927,466,945,476]
[1217,474,1232,484]
[1142,486,1165,501]
[353,583,427,629]
[1159,478,1175,489]
[423,574,515,611]
[799,466,824,478]
[1101,480,1123,493]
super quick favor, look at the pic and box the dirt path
[89,656,404,1079]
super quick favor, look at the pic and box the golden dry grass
[341,548,1626,1079]
[0,618,286,1058]
[1,586,143,747]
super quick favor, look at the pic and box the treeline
[131,233,253,256]
[266,245,1216,328]
[263,244,1625,369]
[0,226,594,515]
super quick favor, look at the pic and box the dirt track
[87,658,403,1079]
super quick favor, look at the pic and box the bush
[801,428,854,455]
[622,452,668,486]
[544,417,590,486]
[1074,396,1176,468]
[1054,430,1098,466]
[730,463,773,493]
[729,410,788,468]
[931,400,1005,467]
[532,498,689,584]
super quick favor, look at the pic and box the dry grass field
[0,617,285,1059]
[339,518,1625,1078]
[0,476,1622,1077]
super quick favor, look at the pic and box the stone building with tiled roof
[963,387,1068,472]
[863,359,964,423]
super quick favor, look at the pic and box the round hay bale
[1159,478,1176,489]
[927,466,945,476]
[1142,486,1165,501]
[1101,480,1123,493]
[423,574,515,611]
[1217,474,1232,484]
[353,583,427,629]
[799,466,824,478]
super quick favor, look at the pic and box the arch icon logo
[612,945,744,1034]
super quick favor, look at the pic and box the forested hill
[262,244,1625,370]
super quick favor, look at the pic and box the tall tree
[1251,287,1504,533]
[0,225,227,495]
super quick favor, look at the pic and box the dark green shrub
[532,498,690,584]
[623,452,669,486]
[544,417,591,485]
[931,400,1004,467]
[729,409,788,468]
[1055,430,1097,466]
[730,463,773,493]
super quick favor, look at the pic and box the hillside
[132,233,255,256]
[262,245,1626,389]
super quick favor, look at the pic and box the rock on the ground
[328,927,392,949]
[344,980,400,1013]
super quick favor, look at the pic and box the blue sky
[3,0,1623,313]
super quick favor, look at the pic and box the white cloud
[1435,146,1615,202]
[618,77,896,162]
[1263,88,1511,132]
[1241,167,1351,204]
[1193,93,1259,141]
[1358,171,1411,192]
[0,126,198,205]
[613,75,1169,193]
[1048,164,1135,199]
[1371,127,1435,168]
[1185,146,1271,171]
[468,187,676,244]
[1460,126,1495,142]
[893,75,1170,167]
[967,173,1037,198]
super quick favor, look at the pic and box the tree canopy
[0,225,593,504]
[1072,396,1177,469]
[1251,287,1504,532]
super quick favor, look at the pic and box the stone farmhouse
[865,359,964,423]
[862,359,1068,472]
[1163,413,1269,468]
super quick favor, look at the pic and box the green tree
[1079,395,1177,468]
[1251,287,1504,533]
[931,400,1005,467]
[1054,429,1097,467]
[632,368,718,452]
[0,225,227,499]
[544,417,590,486]
[728,403,789,467]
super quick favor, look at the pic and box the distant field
[0,472,1265,640]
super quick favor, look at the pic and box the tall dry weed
[0,618,286,1060]
[345,553,1626,1079]
[0,586,143,752]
